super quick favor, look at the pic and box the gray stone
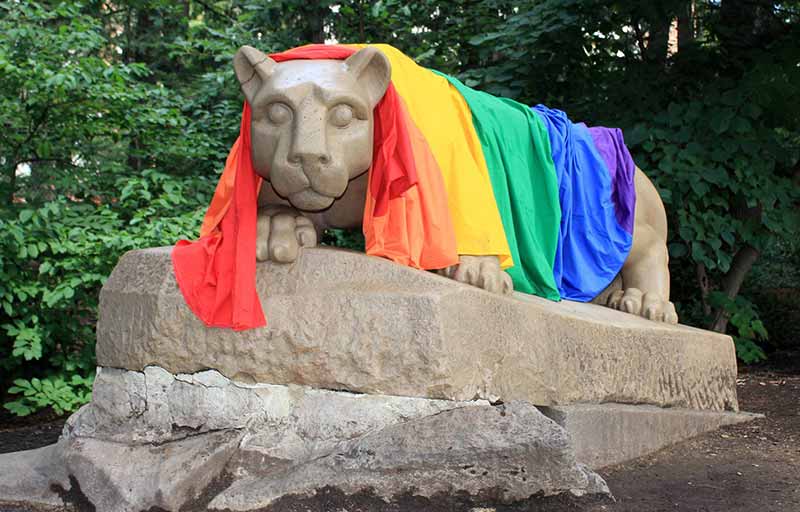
[65,366,484,447]
[210,401,610,511]
[0,445,66,509]
[97,247,740,411]
[1,368,611,511]
[540,403,761,469]
[57,429,241,512]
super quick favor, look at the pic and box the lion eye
[329,104,354,128]
[266,102,292,125]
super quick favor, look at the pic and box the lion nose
[288,152,330,166]
[288,120,331,167]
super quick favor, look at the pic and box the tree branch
[696,262,711,316]
[709,244,760,332]
[192,0,236,22]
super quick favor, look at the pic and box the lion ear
[233,45,277,104]
[343,47,391,107]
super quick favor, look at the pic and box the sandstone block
[97,247,740,410]
[540,403,761,468]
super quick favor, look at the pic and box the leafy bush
[1,171,213,416]
[2,0,798,417]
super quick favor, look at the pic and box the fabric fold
[531,105,635,301]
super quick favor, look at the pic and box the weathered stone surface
[0,368,610,511]
[98,247,739,410]
[57,430,240,512]
[65,366,484,447]
[0,445,66,510]
[540,403,760,469]
[210,402,609,511]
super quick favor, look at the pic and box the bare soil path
[593,364,800,512]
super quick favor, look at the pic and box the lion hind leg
[603,168,678,324]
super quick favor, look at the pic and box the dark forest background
[1,0,798,415]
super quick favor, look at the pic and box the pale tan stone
[97,247,740,411]
[540,404,760,468]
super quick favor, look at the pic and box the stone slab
[65,366,485,448]
[96,247,740,411]
[58,430,241,512]
[0,367,610,511]
[540,403,761,469]
[0,445,66,510]
[209,402,609,511]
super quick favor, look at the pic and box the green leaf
[4,401,33,417]
[710,109,734,134]
[668,243,688,258]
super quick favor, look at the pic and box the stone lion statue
[232,44,678,324]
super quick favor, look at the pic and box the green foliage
[0,172,213,416]
[2,0,798,417]
[709,293,768,363]
[1,1,226,415]
[321,229,365,252]
[6,375,94,417]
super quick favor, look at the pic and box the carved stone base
[0,247,756,511]
[97,247,740,410]
[0,367,610,511]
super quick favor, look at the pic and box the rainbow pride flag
[172,44,636,330]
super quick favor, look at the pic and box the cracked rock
[2,367,611,511]
[210,401,609,510]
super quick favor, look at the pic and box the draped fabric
[172,43,639,331]
[171,44,459,330]
[349,44,513,268]
[440,73,562,299]
[531,105,634,301]
[172,104,265,330]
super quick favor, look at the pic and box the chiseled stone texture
[210,401,609,511]
[97,247,740,411]
[540,403,761,469]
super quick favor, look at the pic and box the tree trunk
[678,0,694,51]
[303,2,327,44]
[6,164,16,205]
[709,245,760,332]
[647,15,672,63]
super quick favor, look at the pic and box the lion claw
[439,255,513,295]
[256,207,317,263]
[606,287,677,324]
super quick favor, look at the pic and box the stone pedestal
[0,247,755,511]
[98,247,739,410]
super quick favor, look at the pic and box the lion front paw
[606,287,678,324]
[439,255,513,295]
[256,207,317,263]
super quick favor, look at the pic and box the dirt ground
[593,359,800,512]
[1,353,798,512]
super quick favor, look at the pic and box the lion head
[233,46,391,212]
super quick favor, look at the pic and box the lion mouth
[288,188,335,212]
